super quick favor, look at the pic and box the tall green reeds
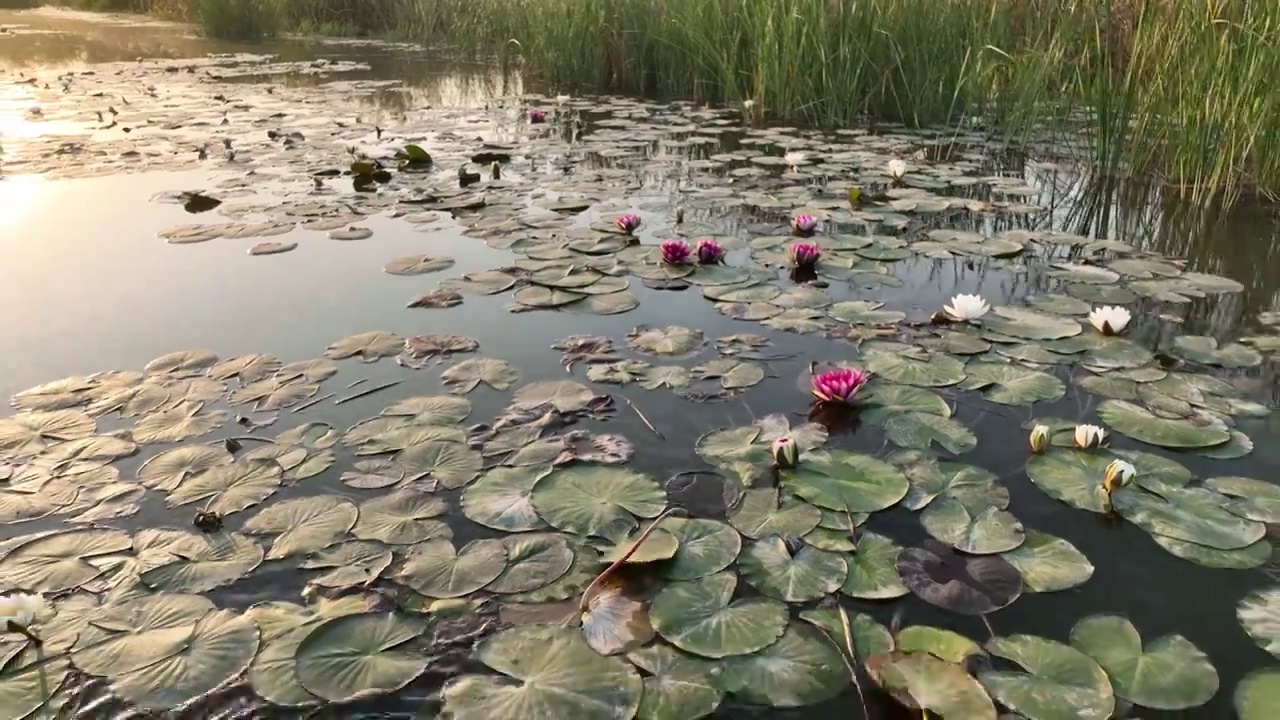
[86,0,1280,202]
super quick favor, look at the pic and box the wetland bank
[2,7,1280,720]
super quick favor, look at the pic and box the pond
[2,7,1279,720]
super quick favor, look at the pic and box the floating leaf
[1114,484,1265,550]
[1025,450,1112,513]
[295,612,427,702]
[396,538,508,598]
[898,540,1023,615]
[1097,399,1230,449]
[627,645,722,720]
[531,466,666,540]
[353,490,449,545]
[443,625,642,720]
[146,349,219,376]
[896,626,984,662]
[302,540,395,588]
[962,362,1066,405]
[650,571,788,658]
[628,326,705,356]
[138,530,264,593]
[1240,587,1280,659]
[829,300,906,325]
[135,445,231,491]
[781,451,909,513]
[166,458,282,515]
[662,518,742,580]
[872,651,996,719]
[0,410,95,456]
[1173,335,1263,368]
[442,357,520,393]
[800,608,893,659]
[0,527,132,591]
[1236,668,1280,720]
[324,331,405,361]
[242,495,358,560]
[396,440,483,489]
[841,531,908,599]
[921,497,1025,554]
[383,254,455,275]
[601,528,680,564]
[582,581,654,655]
[462,465,552,532]
[1204,476,1280,524]
[1002,530,1094,592]
[738,536,848,602]
[883,412,978,454]
[979,634,1115,720]
[864,343,966,387]
[1070,614,1217,710]
[721,624,850,707]
[487,533,574,594]
[728,487,822,539]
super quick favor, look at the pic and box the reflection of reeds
[146,0,1276,203]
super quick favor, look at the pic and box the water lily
[1029,424,1050,454]
[742,99,755,112]
[943,293,990,322]
[1103,459,1136,511]
[1073,424,1108,449]
[660,239,692,265]
[1088,306,1131,335]
[696,239,725,264]
[1,591,51,642]
[791,214,818,236]
[614,213,641,234]
[555,94,571,104]
[784,152,806,171]
[888,158,907,181]
[789,241,821,269]
[811,367,872,404]
[771,436,799,469]
[528,109,547,124]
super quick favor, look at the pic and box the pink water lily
[614,213,641,234]
[696,239,725,264]
[789,241,822,269]
[661,239,692,265]
[811,367,872,404]
[528,109,547,123]
[791,213,818,236]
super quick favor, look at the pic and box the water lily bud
[1104,459,1136,493]
[1029,425,1050,453]
[772,436,799,469]
[1073,424,1108,449]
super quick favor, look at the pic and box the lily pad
[921,497,1025,554]
[898,540,1023,615]
[962,362,1066,405]
[443,624,643,720]
[781,451,909,513]
[137,530,264,593]
[864,343,967,387]
[462,465,552,532]
[738,536,848,602]
[1097,399,1230,449]
[628,326,705,356]
[1025,450,1113,513]
[1113,484,1265,550]
[872,651,996,719]
[1240,587,1280,659]
[979,635,1114,720]
[1001,530,1094,592]
[650,571,788,659]
[295,612,427,703]
[627,645,723,720]
[395,538,508,598]
[581,581,655,656]
[841,531,909,599]
[1237,668,1280,720]
[531,466,666,540]
[721,623,850,707]
[1070,614,1217,710]
[662,518,742,580]
[325,331,405,362]
[728,487,822,539]
[384,254,455,275]
[241,495,358,560]
[442,357,520,393]
[352,490,449,545]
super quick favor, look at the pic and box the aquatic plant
[811,367,871,404]
[790,214,817,236]
[696,239,725,264]
[943,294,990,322]
[1029,424,1050,454]
[784,151,805,172]
[887,158,907,183]
[1102,459,1135,511]
[788,241,821,269]
[614,213,641,234]
[771,436,798,469]
[660,239,691,265]
[1073,424,1109,449]
[1089,306,1132,335]
[528,108,546,123]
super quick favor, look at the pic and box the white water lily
[555,94,571,104]
[1073,424,1108,449]
[888,158,907,180]
[1088,306,1131,335]
[1029,424,1051,453]
[943,293,990,322]
[784,151,806,170]
[742,99,755,111]
[0,592,51,629]
[1104,459,1136,490]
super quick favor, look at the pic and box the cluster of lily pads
[4,41,1280,720]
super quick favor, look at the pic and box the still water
[1,7,1278,719]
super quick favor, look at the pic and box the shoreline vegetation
[29,0,1280,205]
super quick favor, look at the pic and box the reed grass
[64,0,1280,202]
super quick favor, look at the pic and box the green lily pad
[395,538,508,598]
[241,495,358,560]
[395,440,483,489]
[137,530,264,593]
[600,527,680,564]
[962,362,1065,405]
[486,533,574,594]
[1173,336,1263,368]
[1001,530,1094,592]
[627,645,723,720]
[301,541,395,588]
[661,518,742,580]
[882,412,978,454]
[324,331,405,362]
[902,459,1007,511]
[1025,450,1113,513]
[721,623,850,707]
[462,465,552,532]
[984,307,1083,341]
[1113,484,1265,550]
[862,383,951,420]
[1151,534,1272,569]
[1070,614,1217,710]
[728,487,822,539]
[531,466,667,540]
[980,635,1114,720]
[165,458,282,516]
[1240,587,1280,659]
[581,582,654,656]
[737,536,848,602]
[295,612,427,703]
[1204,476,1280,523]
[1097,399,1230,449]
[352,490,449,545]
[841,531,908,599]
[511,380,598,412]
[872,651,997,719]
[650,571,788,659]
[898,541,1023,615]
[896,626,984,663]
[628,326,705,356]
[1236,668,1280,720]
[829,300,906,325]
[921,497,1025,554]
[864,343,967,387]
[0,527,132,592]
[443,625,642,720]
[781,451,909,513]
